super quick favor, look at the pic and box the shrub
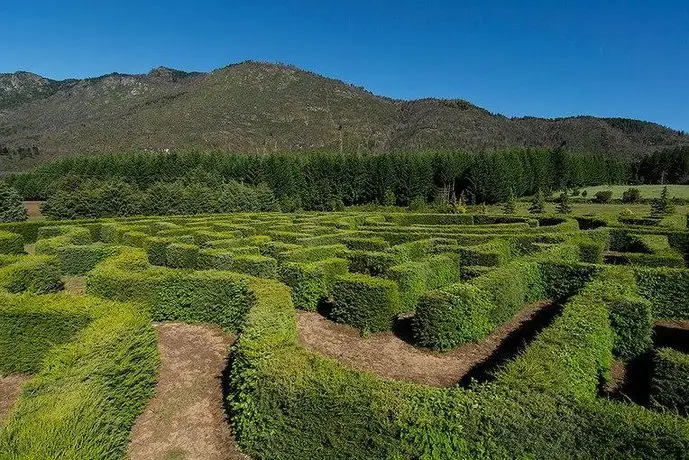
[458,239,512,267]
[528,190,546,214]
[279,258,348,310]
[330,273,401,333]
[345,250,400,276]
[0,255,64,294]
[165,243,200,269]
[609,296,654,360]
[635,267,689,319]
[621,187,641,203]
[0,182,28,222]
[593,190,613,203]
[144,236,173,266]
[386,254,459,312]
[340,236,390,252]
[651,186,675,217]
[58,243,123,275]
[413,284,494,350]
[556,192,572,214]
[198,248,236,270]
[277,244,346,264]
[650,348,689,416]
[230,255,278,278]
[0,230,24,254]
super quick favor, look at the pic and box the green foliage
[635,267,689,319]
[278,258,348,310]
[458,239,512,267]
[330,273,401,333]
[340,236,390,251]
[592,190,613,203]
[230,255,278,278]
[650,186,676,217]
[58,243,123,275]
[609,296,654,360]
[555,192,572,214]
[413,284,494,350]
[0,255,64,294]
[650,348,689,416]
[502,188,517,214]
[0,182,27,222]
[621,187,641,203]
[0,295,158,459]
[165,242,200,269]
[0,230,24,255]
[386,254,459,312]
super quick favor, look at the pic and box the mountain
[0,61,686,171]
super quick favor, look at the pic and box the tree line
[7,149,630,212]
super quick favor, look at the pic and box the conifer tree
[650,186,675,217]
[502,188,517,214]
[528,189,546,214]
[0,182,27,222]
[556,192,572,214]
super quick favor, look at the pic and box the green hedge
[0,231,24,255]
[278,258,348,311]
[609,296,654,360]
[144,236,173,265]
[386,253,459,312]
[330,273,401,333]
[276,244,346,264]
[57,243,123,275]
[165,242,200,269]
[87,249,254,330]
[198,248,236,270]
[340,236,390,251]
[635,267,689,319]
[650,348,689,416]
[259,241,302,259]
[34,226,92,255]
[230,255,278,278]
[413,284,494,350]
[0,255,64,294]
[0,293,93,374]
[345,249,401,277]
[458,239,512,266]
[0,295,158,459]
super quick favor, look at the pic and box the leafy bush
[413,284,494,350]
[386,254,459,312]
[278,258,348,310]
[0,230,24,255]
[330,273,401,333]
[609,296,654,359]
[458,239,512,267]
[635,267,689,319]
[58,243,123,275]
[593,190,613,203]
[345,250,400,276]
[650,348,689,416]
[621,187,641,203]
[230,255,278,278]
[165,242,200,269]
[0,255,64,294]
[0,182,27,222]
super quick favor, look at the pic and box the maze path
[0,374,29,425]
[297,300,556,387]
[127,323,247,460]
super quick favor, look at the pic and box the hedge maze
[1,211,689,458]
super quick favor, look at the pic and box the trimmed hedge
[230,255,278,278]
[57,243,123,275]
[276,244,346,264]
[0,255,64,294]
[650,348,689,416]
[386,253,459,312]
[413,284,493,350]
[0,295,158,459]
[345,250,401,277]
[278,258,348,310]
[340,236,390,251]
[458,239,512,266]
[330,273,401,333]
[165,242,200,269]
[0,230,24,255]
[635,267,689,319]
[609,296,654,360]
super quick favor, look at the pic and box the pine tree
[0,182,27,222]
[528,189,546,214]
[650,186,675,217]
[556,192,572,214]
[502,188,517,214]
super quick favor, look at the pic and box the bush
[230,255,278,278]
[386,254,459,312]
[635,267,689,319]
[144,236,173,266]
[165,242,200,269]
[413,284,494,350]
[650,348,689,416]
[458,239,512,267]
[609,296,654,360]
[279,258,348,310]
[0,255,64,294]
[277,244,346,264]
[0,182,27,222]
[345,250,400,276]
[592,190,613,203]
[330,273,401,333]
[58,243,123,275]
[621,187,641,203]
[340,236,390,251]
[0,230,24,254]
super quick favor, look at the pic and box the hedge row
[0,231,24,255]
[650,347,689,416]
[385,253,459,312]
[0,255,64,294]
[635,267,689,319]
[330,273,401,333]
[86,249,254,330]
[458,239,513,267]
[0,293,158,459]
[278,258,349,310]
[58,243,124,275]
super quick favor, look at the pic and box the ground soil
[296,300,558,387]
[62,275,86,295]
[22,201,43,220]
[127,322,248,460]
[0,374,30,424]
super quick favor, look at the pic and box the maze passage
[1,211,689,459]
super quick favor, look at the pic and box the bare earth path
[296,301,556,387]
[0,374,30,424]
[128,323,247,460]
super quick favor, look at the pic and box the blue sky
[1,0,687,131]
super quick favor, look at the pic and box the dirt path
[127,323,247,460]
[296,301,557,387]
[0,374,30,424]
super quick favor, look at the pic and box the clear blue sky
[1,0,687,131]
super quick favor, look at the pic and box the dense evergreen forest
[4,146,686,217]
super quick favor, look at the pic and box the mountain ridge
[0,60,686,171]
